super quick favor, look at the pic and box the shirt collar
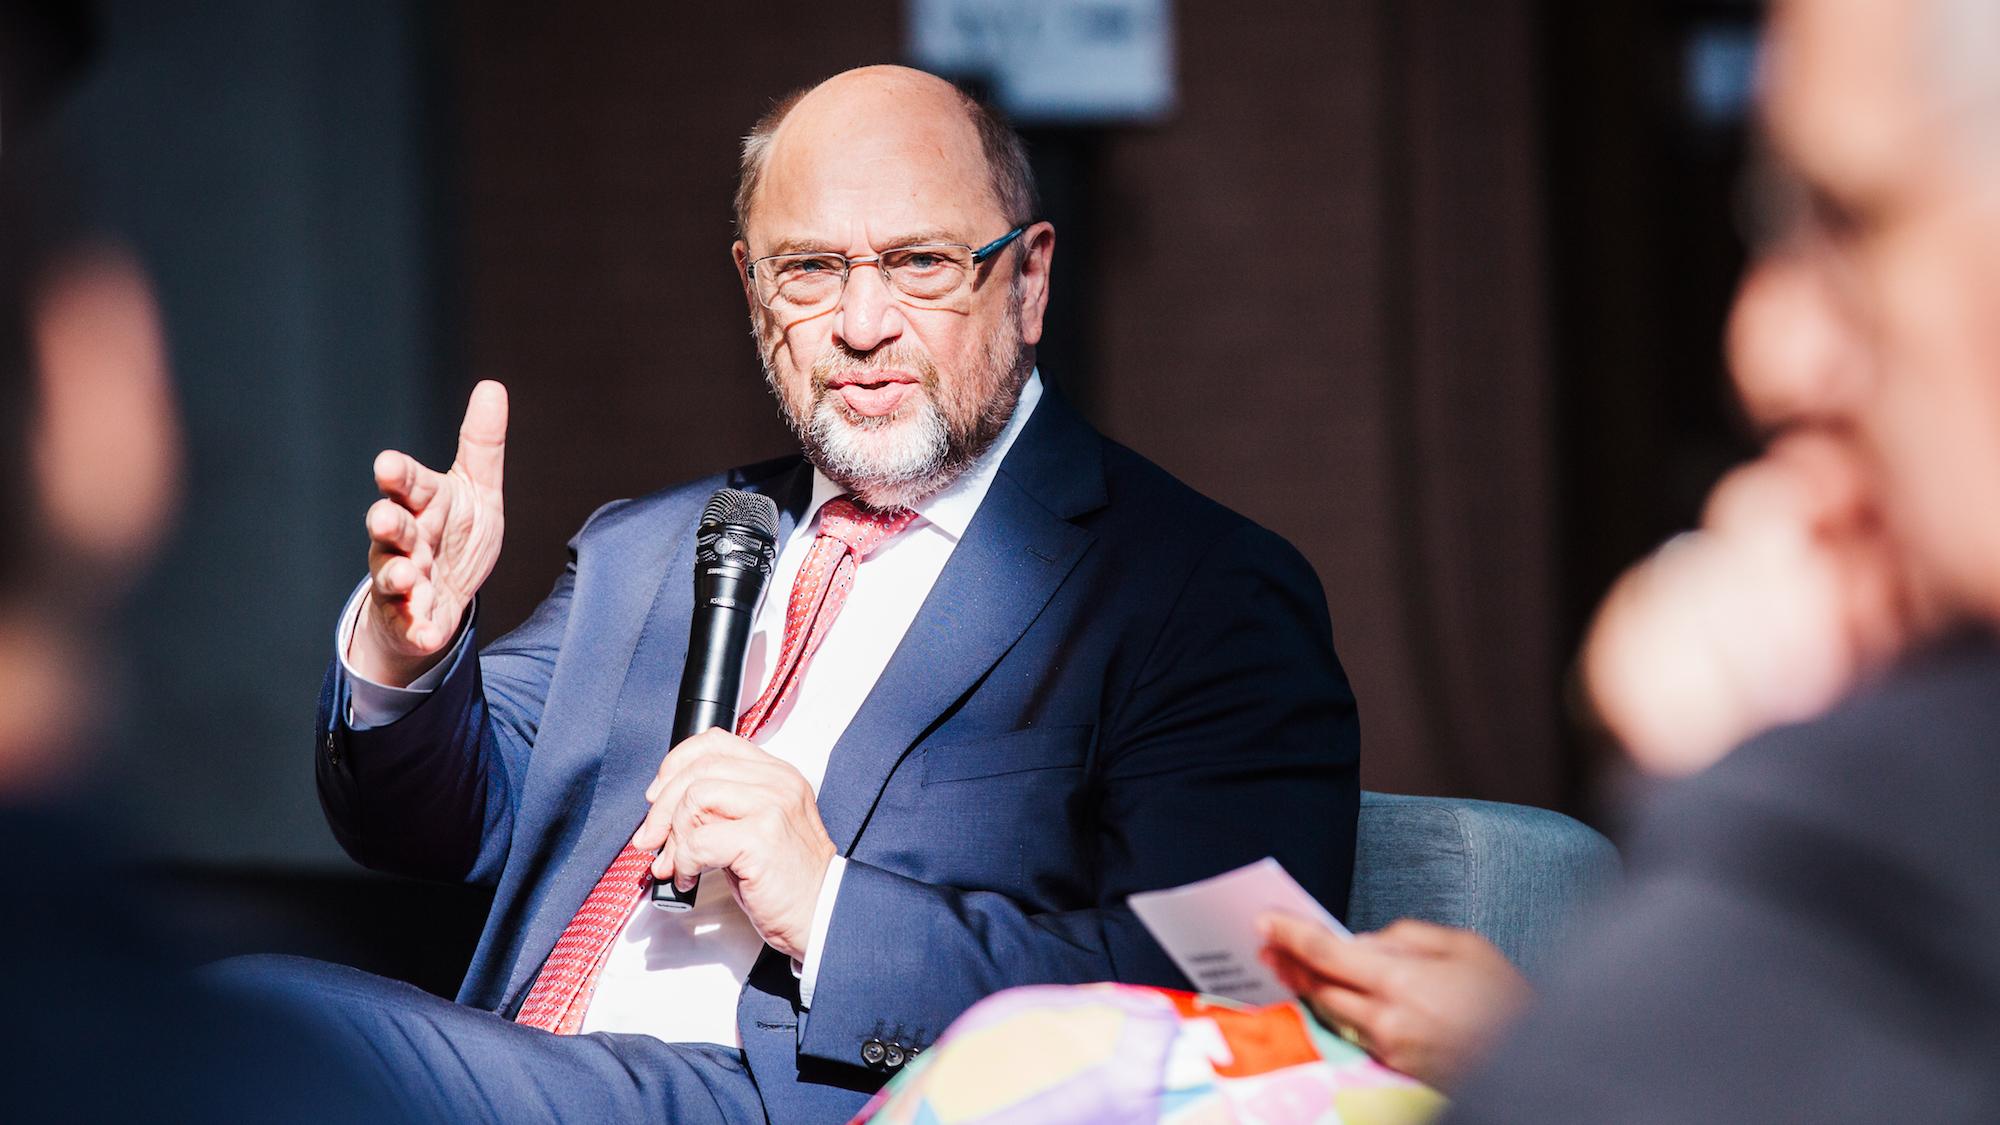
[799,369,1044,544]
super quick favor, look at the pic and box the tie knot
[817,497,918,560]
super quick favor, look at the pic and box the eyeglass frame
[744,221,1039,313]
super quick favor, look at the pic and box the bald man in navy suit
[238,67,1357,1123]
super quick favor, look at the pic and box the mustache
[809,346,940,394]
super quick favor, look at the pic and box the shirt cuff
[795,854,847,1009]
[335,577,466,730]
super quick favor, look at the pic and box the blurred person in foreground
[0,228,198,1121]
[1450,0,2000,1117]
[3,11,400,1112]
[223,63,1358,1123]
[0,173,395,1124]
[863,0,2000,1119]
[1,17,209,1110]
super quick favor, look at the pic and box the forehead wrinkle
[760,140,971,219]
[758,228,985,262]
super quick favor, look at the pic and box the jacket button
[860,1039,887,1067]
[883,1043,907,1069]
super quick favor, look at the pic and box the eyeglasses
[747,223,1035,317]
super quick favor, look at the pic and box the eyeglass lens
[756,244,978,312]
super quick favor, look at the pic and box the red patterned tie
[515,497,918,1033]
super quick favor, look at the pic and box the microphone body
[651,488,779,912]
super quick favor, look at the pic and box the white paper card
[1128,857,1353,1006]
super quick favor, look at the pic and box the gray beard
[803,392,957,508]
[761,311,1031,510]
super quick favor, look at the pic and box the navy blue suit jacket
[316,390,1358,1119]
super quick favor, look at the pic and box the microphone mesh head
[700,488,779,542]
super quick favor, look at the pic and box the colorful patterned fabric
[516,497,916,1034]
[851,983,1445,1125]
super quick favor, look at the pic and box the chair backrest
[1346,792,1620,975]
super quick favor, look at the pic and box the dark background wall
[63,0,446,867]
[457,0,1570,818]
[34,2,1760,980]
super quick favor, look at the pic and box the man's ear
[732,240,757,314]
[1015,222,1056,347]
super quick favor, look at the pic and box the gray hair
[732,78,1040,241]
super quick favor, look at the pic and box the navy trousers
[210,956,767,1122]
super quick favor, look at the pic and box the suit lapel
[816,391,1107,850]
[502,459,811,1007]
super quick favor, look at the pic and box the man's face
[1753,0,2000,619]
[732,71,1052,509]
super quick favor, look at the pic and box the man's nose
[1728,255,1868,430]
[832,261,906,353]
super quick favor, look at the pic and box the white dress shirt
[337,373,1044,1046]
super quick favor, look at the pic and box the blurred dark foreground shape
[0,6,406,1116]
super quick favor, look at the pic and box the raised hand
[348,380,508,686]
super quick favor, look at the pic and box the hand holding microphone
[629,488,841,960]
[634,723,839,960]
[644,489,779,912]
[630,488,839,961]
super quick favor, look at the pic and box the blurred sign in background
[908,0,1174,122]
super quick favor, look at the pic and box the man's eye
[890,249,965,276]
[786,256,841,275]
[1806,186,1872,242]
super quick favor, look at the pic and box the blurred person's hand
[1582,254,1922,777]
[349,381,508,686]
[1259,914,1530,1092]
[1582,433,1911,776]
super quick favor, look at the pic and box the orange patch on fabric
[1165,993,1322,1078]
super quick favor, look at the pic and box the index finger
[1260,912,1395,992]
[632,755,772,852]
[374,449,446,513]
[645,728,766,802]
[1702,433,1870,540]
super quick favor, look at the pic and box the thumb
[1369,919,1465,954]
[454,380,508,490]
[1263,912,1371,986]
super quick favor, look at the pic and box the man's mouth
[826,371,921,418]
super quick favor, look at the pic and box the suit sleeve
[314,524,592,886]
[799,521,1360,1061]
[1446,699,2000,1123]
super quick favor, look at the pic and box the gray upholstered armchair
[1346,792,1620,974]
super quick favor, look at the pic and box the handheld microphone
[650,487,779,911]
